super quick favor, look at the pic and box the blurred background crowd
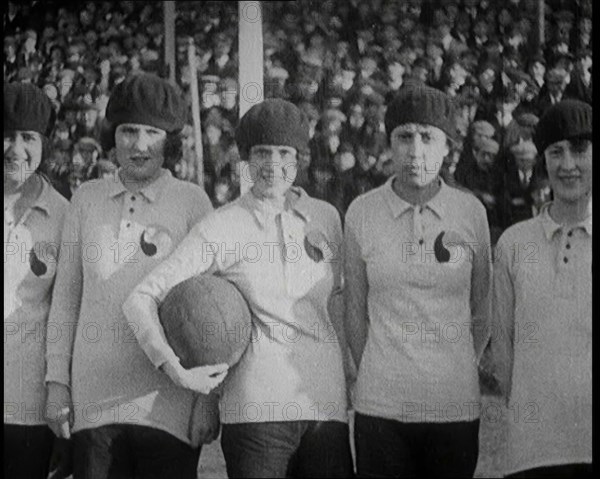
[4,0,593,244]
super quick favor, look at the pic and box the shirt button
[567,230,573,237]
[131,196,136,201]
[129,208,134,214]
[563,257,569,263]
[566,243,571,250]
[126,222,131,228]
[419,207,425,214]
[419,238,424,245]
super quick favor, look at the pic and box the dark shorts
[506,464,593,478]
[221,420,354,478]
[72,424,200,479]
[4,424,55,479]
[354,413,480,478]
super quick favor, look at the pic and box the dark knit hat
[384,85,457,141]
[4,82,56,137]
[105,73,186,134]
[235,99,310,160]
[535,99,592,153]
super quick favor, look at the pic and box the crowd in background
[4,0,593,243]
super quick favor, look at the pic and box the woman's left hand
[189,392,221,448]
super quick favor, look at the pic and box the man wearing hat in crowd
[45,73,221,479]
[455,119,495,182]
[492,99,592,478]
[526,51,547,90]
[535,67,571,115]
[123,98,354,478]
[564,49,592,105]
[4,83,70,478]
[504,137,542,226]
[498,113,541,227]
[455,136,504,244]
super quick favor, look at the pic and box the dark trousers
[72,424,201,479]
[506,464,593,478]
[4,424,55,479]
[221,421,354,478]
[354,413,480,478]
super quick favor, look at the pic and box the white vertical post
[187,38,204,188]
[238,1,264,194]
[163,1,176,85]
[538,0,545,48]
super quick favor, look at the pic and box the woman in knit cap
[45,73,217,479]
[123,98,354,478]
[4,83,69,478]
[491,100,592,478]
[345,85,491,478]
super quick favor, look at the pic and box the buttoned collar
[539,202,593,240]
[242,186,312,229]
[383,176,448,220]
[30,176,56,216]
[108,168,172,203]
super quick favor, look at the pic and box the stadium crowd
[4,1,593,478]
[4,0,593,242]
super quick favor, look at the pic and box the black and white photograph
[4,1,592,478]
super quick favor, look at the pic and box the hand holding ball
[159,275,252,369]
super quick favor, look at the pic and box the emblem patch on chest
[139,225,174,259]
[434,230,466,264]
[29,248,47,276]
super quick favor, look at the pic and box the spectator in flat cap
[337,143,385,216]
[202,107,236,201]
[455,135,503,242]
[405,56,432,87]
[455,84,483,138]
[479,86,522,141]
[535,67,571,115]
[491,99,592,478]
[71,101,102,143]
[573,15,592,53]
[217,76,239,126]
[123,98,354,478]
[4,82,69,479]
[476,61,498,106]
[439,60,469,97]
[46,72,215,479]
[527,51,547,89]
[346,85,491,478]
[504,137,542,227]
[564,49,592,105]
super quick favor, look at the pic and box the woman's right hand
[161,361,229,395]
[45,382,72,439]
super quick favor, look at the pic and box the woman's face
[390,123,448,189]
[4,130,43,193]
[249,144,298,199]
[114,123,166,184]
[544,138,592,203]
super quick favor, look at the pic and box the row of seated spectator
[4,0,592,241]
